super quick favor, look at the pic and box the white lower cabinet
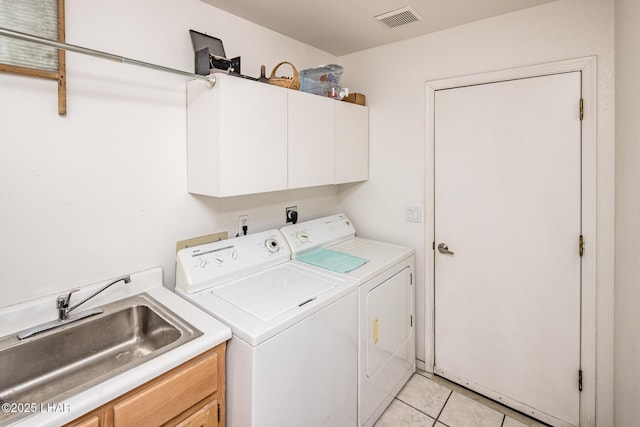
[187,74,368,197]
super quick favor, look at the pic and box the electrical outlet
[286,206,298,224]
[238,215,249,236]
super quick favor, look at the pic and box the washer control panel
[193,245,237,269]
[176,229,290,294]
[280,213,356,257]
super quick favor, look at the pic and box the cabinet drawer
[113,353,218,426]
[174,400,218,427]
[67,415,100,427]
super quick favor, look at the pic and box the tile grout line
[393,397,434,419]
[435,389,454,425]
[417,372,549,427]
[381,373,551,427]
[399,372,454,426]
[393,396,441,425]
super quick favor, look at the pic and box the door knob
[437,243,454,255]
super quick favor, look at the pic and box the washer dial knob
[265,238,280,253]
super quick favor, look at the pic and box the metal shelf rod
[0,26,215,87]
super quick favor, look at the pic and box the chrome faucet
[17,274,132,340]
[57,275,131,320]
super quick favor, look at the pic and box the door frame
[423,57,596,426]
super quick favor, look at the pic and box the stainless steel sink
[0,293,202,425]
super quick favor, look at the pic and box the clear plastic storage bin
[299,64,344,97]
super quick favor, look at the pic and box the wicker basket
[268,61,300,90]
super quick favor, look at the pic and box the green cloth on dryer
[297,248,368,273]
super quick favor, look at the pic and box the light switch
[405,206,422,223]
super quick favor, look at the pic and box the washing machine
[175,229,358,427]
[281,214,415,427]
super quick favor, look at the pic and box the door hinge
[217,403,221,422]
[579,369,583,391]
[579,98,584,121]
[410,314,413,327]
[410,272,413,285]
[579,235,584,257]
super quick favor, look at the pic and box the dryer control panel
[176,229,290,294]
[281,213,356,257]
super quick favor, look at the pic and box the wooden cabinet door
[112,352,218,426]
[64,345,226,427]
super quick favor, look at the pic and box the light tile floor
[375,371,550,427]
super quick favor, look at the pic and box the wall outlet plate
[238,215,249,236]
[286,206,298,223]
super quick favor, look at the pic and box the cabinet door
[174,401,218,427]
[187,75,287,197]
[67,415,101,427]
[218,77,288,196]
[335,102,369,183]
[287,91,335,189]
[112,351,218,426]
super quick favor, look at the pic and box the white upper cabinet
[288,90,335,189]
[187,75,287,197]
[335,101,368,184]
[186,73,368,197]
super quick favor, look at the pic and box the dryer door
[366,266,413,377]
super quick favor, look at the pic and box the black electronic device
[189,29,241,75]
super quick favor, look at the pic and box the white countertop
[0,267,232,427]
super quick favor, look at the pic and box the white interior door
[434,72,581,426]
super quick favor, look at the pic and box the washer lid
[183,262,357,346]
[213,264,336,321]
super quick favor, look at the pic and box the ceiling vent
[375,6,423,28]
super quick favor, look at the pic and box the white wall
[0,0,339,307]
[338,0,615,424]
[614,0,640,425]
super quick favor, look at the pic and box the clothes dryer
[281,214,415,427]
